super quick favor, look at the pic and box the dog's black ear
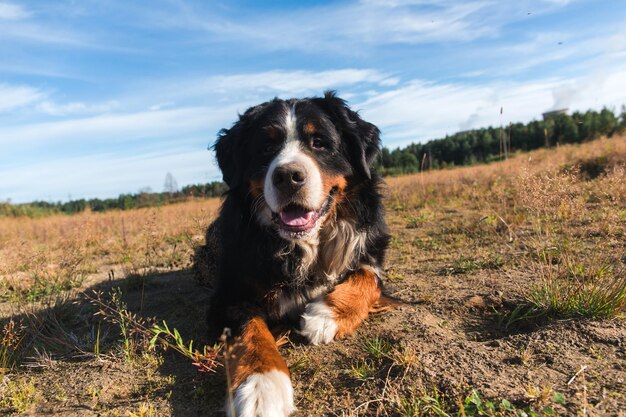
[213,121,244,188]
[318,90,381,179]
[213,101,277,188]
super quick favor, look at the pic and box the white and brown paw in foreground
[227,370,295,417]
[300,267,383,345]
[299,299,338,345]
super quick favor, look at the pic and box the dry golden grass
[387,135,625,254]
[0,199,220,301]
[386,135,625,209]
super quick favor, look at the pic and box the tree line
[0,181,228,218]
[2,105,624,217]
[375,106,626,175]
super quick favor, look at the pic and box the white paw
[299,300,338,345]
[227,370,295,417]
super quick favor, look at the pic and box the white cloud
[358,68,626,148]
[359,0,451,6]
[148,102,175,111]
[144,0,577,54]
[149,1,495,52]
[0,105,235,149]
[0,2,28,20]
[131,69,397,112]
[542,0,572,5]
[468,29,623,78]
[0,98,238,202]
[36,100,120,116]
[0,21,90,45]
[0,83,44,112]
[0,68,394,152]
[0,148,220,203]
[0,5,135,50]
[203,69,396,94]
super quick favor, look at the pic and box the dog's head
[214,91,380,241]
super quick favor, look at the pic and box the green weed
[396,387,452,417]
[0,376,36,414]
[363,336,392,360]
[350,360,376,380]
[149,320,221,374]
[110,288,135,361]
[22,274,85,302]
[128,402,157,417]
[288,353,311,376]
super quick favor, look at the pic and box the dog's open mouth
[272,188,337,238]
[278,204,320,232]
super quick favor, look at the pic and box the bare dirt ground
[1,136,625,416]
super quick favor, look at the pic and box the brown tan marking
[325,268,381,338]
[322,174,347,194]
[303,121,317,135]
[263,125,283,140]
[320,174,347,219]
[249,178,265,199]
[229,317,290,390]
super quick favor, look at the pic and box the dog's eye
[311,138,326,150]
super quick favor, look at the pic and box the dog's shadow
[111,269,225,415]
[2,268,226,416]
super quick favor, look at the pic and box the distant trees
[0,180,228,218]
[163,172,178,194]
[180,181,228,198]
[375,106,625,175]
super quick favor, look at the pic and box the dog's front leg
[226,316,295,417]
[300,266,383,345]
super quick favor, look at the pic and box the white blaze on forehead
[285,105,298,142]
[263,106,324,212]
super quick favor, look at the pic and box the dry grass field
[1,135,625,416]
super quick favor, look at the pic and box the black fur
[201,91,390,341]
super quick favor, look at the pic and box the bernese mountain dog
[200,91,391,417]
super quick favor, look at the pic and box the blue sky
[1,0,625,203]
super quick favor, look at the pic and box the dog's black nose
[272,163,307,194]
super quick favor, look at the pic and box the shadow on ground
[2,269,227,416]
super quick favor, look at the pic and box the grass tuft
[0,376,36,414]
[1,319,25,375]
[149,320,221,374]
[350,360,377,381]
[362,336,393,360]
[506,251,626,327]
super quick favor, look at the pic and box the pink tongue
[280,209,315,226]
